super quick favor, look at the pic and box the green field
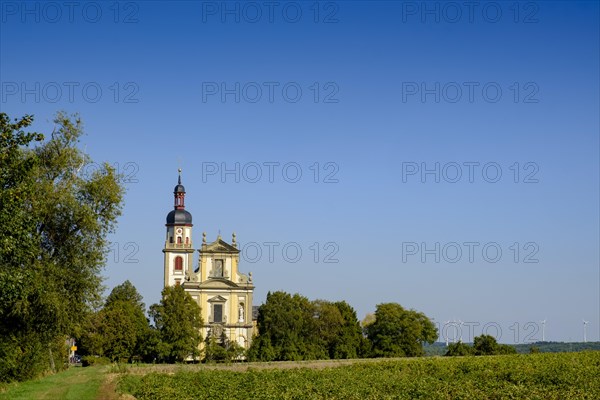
[118,352,600,400]
[2,352,599,399]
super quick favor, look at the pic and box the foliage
[366,303,438,357]
[78,281,150,362]
[513,341,600,354]
[473,334,499,355]
[444,335,516,356]
[203,331,246,363]
[445,341,474,356]
[248,292,367,361]
[81,356,111,367]
[203,335,228,363]
[472,334,517,356]
[117,351,600,400]
[0,112,124,381]
[149,285,203,362]
[247,291,316,361]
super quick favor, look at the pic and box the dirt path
[122,356,416,376]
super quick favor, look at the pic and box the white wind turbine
[444,321,450,346]
[457,319,464,343]
[541,319,546,342]
[448,319,462,344]
[583,320,589,343]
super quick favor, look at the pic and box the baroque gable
[201,236,240,254]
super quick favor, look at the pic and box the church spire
[174,169,186,210]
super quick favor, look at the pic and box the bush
[445,341,473,356]
[82,356,111,367]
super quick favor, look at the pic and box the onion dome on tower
[166,169,193,226]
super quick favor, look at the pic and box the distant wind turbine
[583,320,589,343]
[457,320,464,343]
[541,319,546,342]
[444,321,450,347]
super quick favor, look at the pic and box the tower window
[174,256,183,271]
[177,236,182,244]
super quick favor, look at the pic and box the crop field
[117,351,600,400]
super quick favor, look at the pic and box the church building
[162,170,255,351]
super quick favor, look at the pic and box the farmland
[117,351,600,400]
[2,351,599,399]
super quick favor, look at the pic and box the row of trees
[445,335,517,356]
[76,286,440,364]
[247,291,439,361]
[78,281,202,364]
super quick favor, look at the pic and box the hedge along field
[118,351,600,400]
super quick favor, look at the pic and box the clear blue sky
[1,1,598,344]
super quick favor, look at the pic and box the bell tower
[163,169,195,286]
[161,170,256,355]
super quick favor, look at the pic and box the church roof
[166,169,192,225]
[166,209,192,225]
[174,169,185,193]
[201,236,240,253]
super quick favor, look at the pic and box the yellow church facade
[162,171,255,351]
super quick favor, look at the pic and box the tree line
[74,283,440,364]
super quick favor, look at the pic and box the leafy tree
[473,334,499,355]
[246,335,276,362]
[472,334,516,355]
[311,300,343,358]
[316,300,366,359]
[97,305,139,362]
[0,113,124,381]
[105,280,145,309]
[78,281,150,362]
[361,313,376,330]
[203,333,227,363]
[498,344,517,355]
[150,285,203,362]
[248,291,316,361]
[445,341,474,356]
[248,293,366,361]
[203,329,246,363]
[366,303,437,357]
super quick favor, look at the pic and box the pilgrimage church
[162,170,255,350]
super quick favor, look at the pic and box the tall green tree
[78,281,150,362]
[472,334,516,355]
[149,285,203,362]
[248,293,366,361]
[247,291,317,361]
[0,112,124,381]
[445,341,474,356]
[366,303,437,357]
[330,301,369,359]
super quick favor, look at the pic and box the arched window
[177,236,182,244]
[174,256,183,271]
[185,236,189,244]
